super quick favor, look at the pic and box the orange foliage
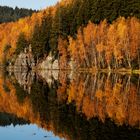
[60,73,140,127]
[58,37,69,69]
[59,17,140,69]
[0,71,67,140]
[0,7,56,62]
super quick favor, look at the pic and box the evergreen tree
[31,22,42,63]
[15,32,29,55]
[31,12,53,62]
[0,6,37,23]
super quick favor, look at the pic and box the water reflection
[0,112,29,126]
[14,71,35,94]
[1,70,140,139]
[0,124,62,140]
[64,72,140,127]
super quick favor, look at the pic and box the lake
[0,70,140,140]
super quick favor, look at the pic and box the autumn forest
[0,0,140,139]
[0,0,139,71]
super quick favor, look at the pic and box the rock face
[38,54,59,70]
[38,55,76,70]
[14,46,35,72]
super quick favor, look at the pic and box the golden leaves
[61,73,140,127]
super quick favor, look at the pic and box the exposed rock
[38,54,59,70]
[14,45,35,72]
[52,60,59,70]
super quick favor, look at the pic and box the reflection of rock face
[38,70,59,87]
[14,47,35,71]
[14,71,34,94]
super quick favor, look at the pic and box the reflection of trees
[0,112,29,126]
[58,73,140,127]
[14,74,140,140]
[3,71,140,140]
[0,72,36,129]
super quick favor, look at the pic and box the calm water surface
[0,70,140,140]
[0,124,62,140]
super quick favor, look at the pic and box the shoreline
[6,65,140,75]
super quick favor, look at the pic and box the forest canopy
[0,6,37,23]
[0,0,140,69]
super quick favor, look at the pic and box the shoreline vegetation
[38,69,140,75]
[6,65,140,75]
[0,0,139,71]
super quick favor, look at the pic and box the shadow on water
[1,70,140,140]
